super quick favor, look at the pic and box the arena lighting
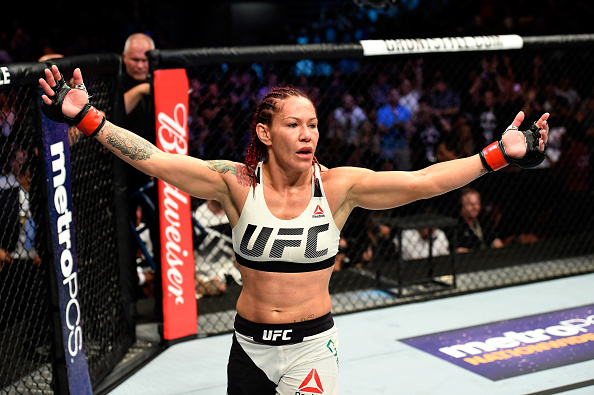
[353,0,398,9]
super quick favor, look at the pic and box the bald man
[122,33,155,115]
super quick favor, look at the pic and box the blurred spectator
[134,204,155,298]
[321,69,348,109]
[12,151,39,264]
[554,76,581,112]
[543,83,572,120]
[192,200,242,298]
[0,146,40,267]
[435,135,460,163]
[394,227,450,261]
[451,114,475,157]
[399,77,422,115]
[428,74,461,125]
[549,128,591,235]
[0,144,46,357]
[468,55,505,106]
[409,95,449,169]
[331,92,368,145]
[335,208,375,269]
[0,102,16,139]
[455,187,504,253]
[368,72,392,107]
[542,93,572,166]
[493,55,516,104]
[361,212,401,266]
[576,97,594,182]
[529,55,552,90]
[376,87,413,170]
[257,72,279,102]
[216,113,244,162]
[512,84,544,123]
[333,236,349,272]
[0,146,24,266]
[345,120,382,170]
[398,59,424,114]
[472,88,505,148]
[8,27,33,62]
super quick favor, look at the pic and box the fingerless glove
[479,122,546,172]
[41,74,105,137]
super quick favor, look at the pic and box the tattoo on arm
[103,124,155,160]
[206,160,235,174]
[206,160,251,187]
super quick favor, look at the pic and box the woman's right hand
[39,65,87,118]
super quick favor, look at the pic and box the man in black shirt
[120,33,162,319]
[121,33,156,144]
[455,187,504,253]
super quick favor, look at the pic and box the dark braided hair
[245,85,315,188]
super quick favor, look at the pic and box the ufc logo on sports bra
[240,224,329,259]
[262,329,292,341]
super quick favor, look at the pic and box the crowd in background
[1,4,593,386]
[1,0,593,290]
[2,0,593,63]
[184,50,593,187]
[183,49,593,272]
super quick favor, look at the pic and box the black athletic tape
[41,72,103,137]
[503,122,547,169]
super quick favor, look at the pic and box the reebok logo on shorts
[298,369,324,394]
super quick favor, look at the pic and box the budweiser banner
[153,69,197,340]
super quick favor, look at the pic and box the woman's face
[262,96,319,172]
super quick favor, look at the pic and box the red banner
[153,69,197,340]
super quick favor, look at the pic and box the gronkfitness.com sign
[153,69,197,340]
[400,304,594,380]
[361,34,523,56]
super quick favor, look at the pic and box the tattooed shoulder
[235,164,251,187]
[206,160,251,187]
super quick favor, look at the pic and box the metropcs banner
[41,109,92,394]
[400,304,594,381]
[153,69,197,340]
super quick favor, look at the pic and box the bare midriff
[235,265,334,324]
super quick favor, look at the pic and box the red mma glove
[479,122,547,172]
[41,74,105,137]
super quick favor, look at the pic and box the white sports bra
[232,162,340,273]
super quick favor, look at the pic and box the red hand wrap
[76,106,105,137]
[480,142,508,172]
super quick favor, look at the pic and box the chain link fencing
[0,78,56,394]
[159,36,594,336]
[0,57,135,394]
[1,34,593,393]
